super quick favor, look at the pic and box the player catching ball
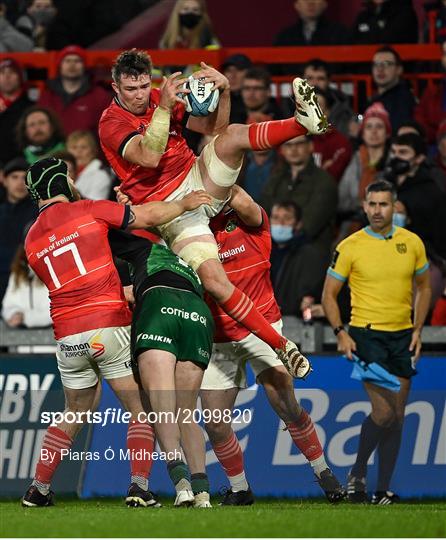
[99,49,329,378]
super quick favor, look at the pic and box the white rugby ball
[183,75,220,117]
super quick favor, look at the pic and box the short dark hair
[303,58,330,77]
[271,200,302,222]
[397,120,427,141]
[243,67,271,88]
[374,46,402,66]
[112,49,153,84]
[393,133,427,156]
[365,180,397,201]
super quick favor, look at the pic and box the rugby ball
[182,76,220,117]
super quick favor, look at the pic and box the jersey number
[43,242,87,289]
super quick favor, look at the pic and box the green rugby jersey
[108,230,203,302]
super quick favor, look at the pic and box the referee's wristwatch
[333,325,345,336]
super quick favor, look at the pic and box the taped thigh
[201,136,241,188]
[177,240,219,271]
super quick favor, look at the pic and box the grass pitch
[1,498,445,538]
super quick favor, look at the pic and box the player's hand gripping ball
[182,75,220,116]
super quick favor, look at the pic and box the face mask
[179,13,202,29]
[392,212,406,227]
[271,224,294,243]
[32,7,56,26]
[389,157,411,176]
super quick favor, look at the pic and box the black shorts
[349,326,416,379]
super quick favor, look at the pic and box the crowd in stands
[1,0,446,330]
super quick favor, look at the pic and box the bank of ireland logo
[396,243,407,254]
[91,342,105,359]
[49,234,56,242]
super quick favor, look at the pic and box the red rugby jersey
[99,89,196,205]
[25,200,132,340]
[209,208,281,342]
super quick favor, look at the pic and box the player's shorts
[56,326,132,389]
[132,286,214,369]
[157,137,240,248]
[201,320,284,390]
[349,326,416,379]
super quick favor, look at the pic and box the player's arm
[228,185,263,227]
[127,190,212,230]
[123,73,189,168]
[321,274,356,359]
[410,268,431,362]
[186,62,230,136]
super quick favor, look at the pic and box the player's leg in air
[22,326,159,508]
[165,76,326,376]
[133,285,214,508]
[201,324,346,504]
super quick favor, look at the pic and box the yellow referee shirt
[327,226,429,331]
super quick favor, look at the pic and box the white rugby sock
[131,475,148,491]
[310,455,329,478]
[229,471,249,492]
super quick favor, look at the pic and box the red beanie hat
[362,102,392,136]
[56,45,87,69]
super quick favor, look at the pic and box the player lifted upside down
[108,230,215,507]
[21,157,211,507]
[201,186,346,504]
[99,49,328,377]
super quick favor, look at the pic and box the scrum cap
[26,157,74,202]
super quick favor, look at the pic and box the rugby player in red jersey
[21,157,211,508]
[200,186,346,504]
[99,49,328,376]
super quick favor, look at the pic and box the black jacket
[260,158,337,251]
[352,0,418,45]
[0,93,34,164]
[270,238,330,316]
[0,197,37,304]
[368,80,417,134]
[396,164,446,260]
[274,15,348,46]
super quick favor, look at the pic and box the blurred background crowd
[1,0,446,332]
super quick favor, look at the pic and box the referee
[322,180,431,505]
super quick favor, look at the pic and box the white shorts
[201,320,284,390]
[56,326,132,390]
[157,137,240,248]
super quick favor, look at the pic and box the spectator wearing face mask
[0,2,34,52]
[159,0,220,75]
[383,133,446,306]
[269,200,330,317]
[15,0,57,51]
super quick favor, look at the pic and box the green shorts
[349,326,416,379]
[132,287,214,368]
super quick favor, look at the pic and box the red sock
[34,426,72,483]
[219,287,286,350]
[248,118,307,151]
[127,421,156,478]
[287,409,323,461]
[213,432,244,477]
